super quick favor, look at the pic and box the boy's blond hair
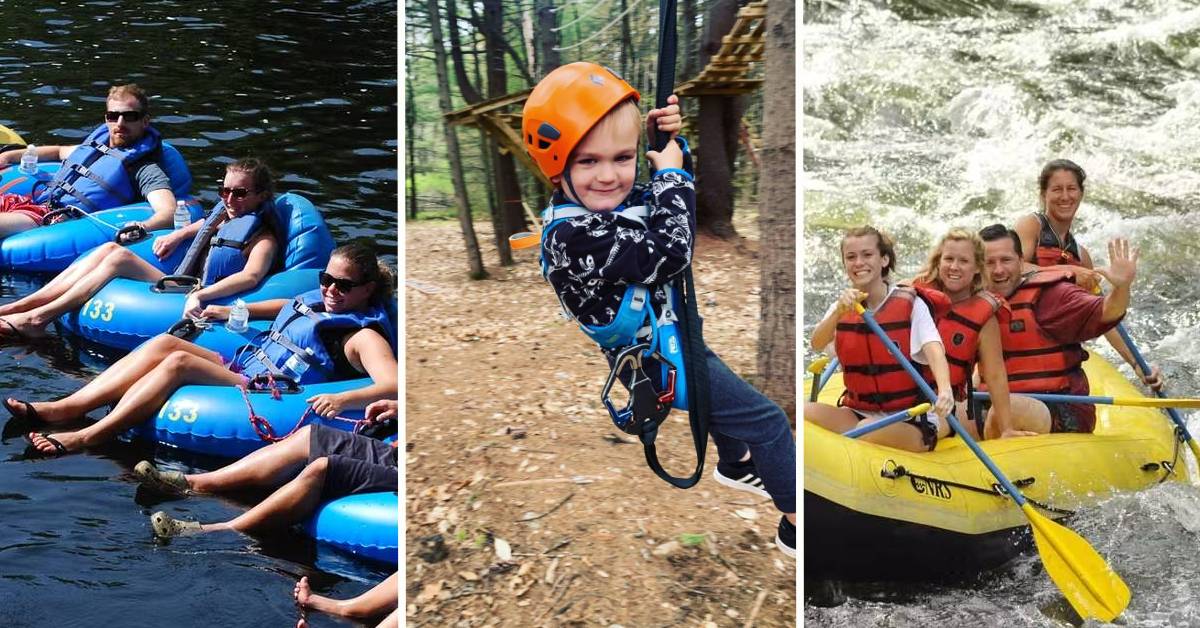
[579,98,642,152]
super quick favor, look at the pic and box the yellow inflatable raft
[805,357,1191,580]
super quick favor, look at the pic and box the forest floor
[403,214,797,627]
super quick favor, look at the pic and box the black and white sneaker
[712,458,771,499]
[776,515,796,558]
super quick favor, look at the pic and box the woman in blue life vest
[20,242,397,456]
[805,226,956,453]
[0,158,280,339]
[909,228,1033,440]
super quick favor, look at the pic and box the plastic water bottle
[225,298,249,332]
[18,145,37,175]
[173,200,190,230]
[281,347,315,381]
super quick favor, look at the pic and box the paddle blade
[1024,503,1130,622]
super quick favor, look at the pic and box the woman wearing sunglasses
[21,241,397,456]
[0,158,280,338]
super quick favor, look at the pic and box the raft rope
[237,382,367,443]
[880,460,1076,517]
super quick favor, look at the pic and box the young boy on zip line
[522,62,796,557]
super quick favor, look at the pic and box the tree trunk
[620,0,632,79]
[535,0,561,75]
[682,0,698,81]
[756,0,795,423]
[431,0,487,279]
[483,0,522,266]
[405,70,418,220]
[694,0,743,239]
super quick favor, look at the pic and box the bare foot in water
[28,430,84,455]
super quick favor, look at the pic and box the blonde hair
[108,84,150,115]
[583,98,642,149]
[914,227,984,292]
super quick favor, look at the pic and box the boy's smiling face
[556,105,641,211]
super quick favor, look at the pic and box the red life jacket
[913,282,1004,400]
[1033,212,1083,267]
[996,270,1086,393]
[835,287,940,412]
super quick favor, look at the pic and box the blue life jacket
[236,289,393,385]
[174,200,277,286]
[539,202,688,408]
[34,124,190,212]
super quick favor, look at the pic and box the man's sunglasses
[319,271,369,292]
[105,110,145,122]
[218,186,255,200]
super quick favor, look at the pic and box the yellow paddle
[854,303,1129,621]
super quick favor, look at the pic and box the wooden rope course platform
[440,0,768,187]
[676,1,766,97]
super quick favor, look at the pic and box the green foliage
[678,533,707,546]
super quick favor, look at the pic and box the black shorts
[321,455,398,501]
[309,424,398,500]
[851,409,938,452]
[309,424,397,466]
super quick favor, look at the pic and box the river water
[805,0,1200,625]
[0,2,395,626]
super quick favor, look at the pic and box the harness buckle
[600,343,671,436]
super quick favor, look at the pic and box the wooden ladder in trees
[675,1,767,97]
[442,88,548,188]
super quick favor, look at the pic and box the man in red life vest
[978,224,1139,434]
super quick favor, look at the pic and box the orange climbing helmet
[522,62,640,180]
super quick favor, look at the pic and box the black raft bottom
[804,490,1036,582]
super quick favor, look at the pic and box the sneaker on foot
[134,460,190,496]
[712,458,771,499]
[150,511,202,538]
[776,515,796,558]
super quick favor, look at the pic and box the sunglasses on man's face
[319,271,369,292]
[105,110,145,123]
[218,186,254,200]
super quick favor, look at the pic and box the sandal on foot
[134,461,191,496]
[0,317,26,340]
[24,432,67,458]
[150,511,202,538]
[4,398,41,424]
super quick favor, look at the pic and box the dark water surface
[0,2,396,626]
[806,0,1200,625]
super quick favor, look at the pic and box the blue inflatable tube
[306,492,398,564]
[60,269,320,352]
[58,192,334,351]
[130,298,396,458]
[0,149,196,272]
[130,376,371,458]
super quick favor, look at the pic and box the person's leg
[7,246,164,335]
[11,335,219,423]
[185,425,314,493]
[985,394,1052,438]
[803,401,860,433]
[0,212,39,239]
[0,243,125,316]
[857,416,937,452]
[29,350,242,453]
[703,349,796,516]
[212,457,332,533]
[295,573,399,620]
